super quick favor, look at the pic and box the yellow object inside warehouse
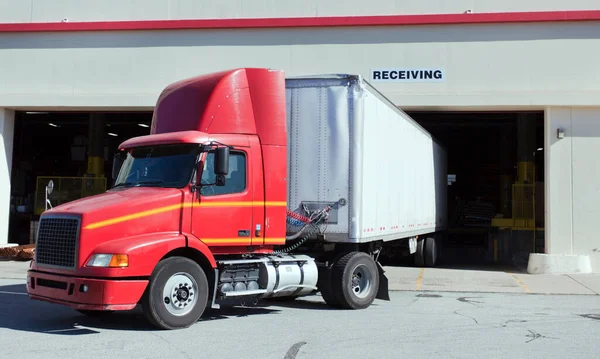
[491,161,537,230]
[35,176,106,215]
[491,161,542,260]
[86,155,105,178]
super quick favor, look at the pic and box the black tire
[424,236,437,267]
[317,265,341,307]
[141,256,209,330]
[76,309,114,316]
[329,252,379,310]
[414,238,425,267]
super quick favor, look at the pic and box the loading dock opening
[381,111,545,270]
[7,108,547,271]
[8,111,152,246]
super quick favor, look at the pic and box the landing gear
[318,251,380,309]
[141,257,209,330]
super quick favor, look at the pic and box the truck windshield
[113,143,199,188]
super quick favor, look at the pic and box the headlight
[86,254,129,267]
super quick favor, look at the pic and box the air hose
[269,206,330,254]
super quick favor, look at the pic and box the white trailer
[284,74,448,266]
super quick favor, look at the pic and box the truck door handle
[238,230,250,237]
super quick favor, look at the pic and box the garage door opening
[381,111,545,270]
[8,111,152,245]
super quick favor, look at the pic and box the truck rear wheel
[329,252,379,309]
[141,256,209,330]
[317,265,340,307]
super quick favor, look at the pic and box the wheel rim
[162,272,198,316]
[350,264,373,299]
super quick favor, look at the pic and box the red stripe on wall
[0,10,599,33]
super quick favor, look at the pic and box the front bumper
[26,269,148,311]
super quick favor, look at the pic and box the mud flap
[211,268,220,309]
[376,261,390,301]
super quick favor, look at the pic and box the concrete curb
[0,260,30,280]
[0,244,18,248]
[527,253,592,274]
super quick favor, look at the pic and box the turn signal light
[109,254,129,267]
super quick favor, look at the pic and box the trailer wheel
[141,256,209,330]
[414,238,425,267]
[424,237,437,267]
[330,252,379,309]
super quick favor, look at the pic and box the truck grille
[35,216,80,269]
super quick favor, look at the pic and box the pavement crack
[457,297,483,306]
[525,329,558,344]
[416,293,442,298]
[150,332,193,359]
[567,275,599,295]
[500,319,527,328]
[579,314,600,321]
[454,310,479,325]
[284,341,307,359]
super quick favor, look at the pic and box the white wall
[0,109,14,246]
[545,107,600,271]
[1,21,600,110]
[0,0,598,22]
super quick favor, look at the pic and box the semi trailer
[26,68,447,330]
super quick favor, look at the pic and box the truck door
[191,146,254,248]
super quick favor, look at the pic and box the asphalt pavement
[1,276,599,359]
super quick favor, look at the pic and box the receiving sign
[370,68,444,82]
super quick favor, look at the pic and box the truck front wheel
[141,256,209,330]
[329,252,379,310]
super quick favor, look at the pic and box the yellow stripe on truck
[263,238,286,244]
[201,238,253,244]
[195,201,287,207]
[85,203,184,229]
[84,201,286,229]
[201,238,287,245]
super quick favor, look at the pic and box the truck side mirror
[214,147,229,176]
[112,152,126,181]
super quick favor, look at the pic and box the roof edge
[1,10,599,33]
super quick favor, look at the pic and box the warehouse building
[1,0,599,274]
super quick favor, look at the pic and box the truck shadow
[0,283,280,334]
[0,283,335,335]
[257,296,344,311]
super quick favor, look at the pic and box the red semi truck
[26,68,447,330]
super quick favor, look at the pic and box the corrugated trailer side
[284,74,447,253]
[353,78,448,243]
[285,76,353,243]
